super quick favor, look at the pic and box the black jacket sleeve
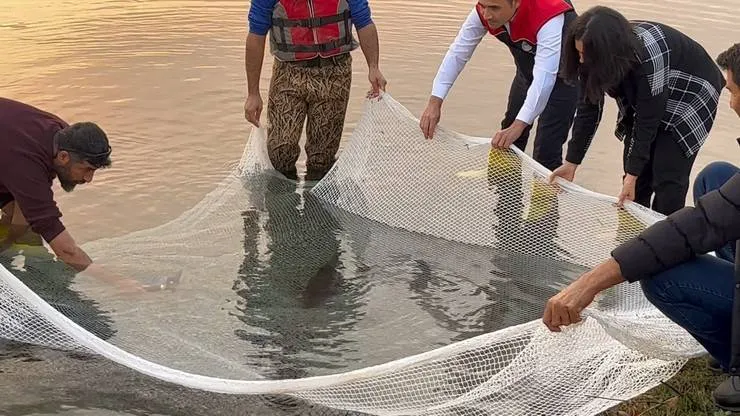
[612,173,740,282]
[565,94,604,165]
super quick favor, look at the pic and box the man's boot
[714,376,740,411]
[708,356,726,373]
[305,157,337,182]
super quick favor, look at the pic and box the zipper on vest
[307,0,319,49]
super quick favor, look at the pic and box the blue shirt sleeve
[248,0,278,36]
[348,0,373,30]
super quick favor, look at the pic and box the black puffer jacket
[612,173,740,282]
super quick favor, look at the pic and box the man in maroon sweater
[0,97,117,278]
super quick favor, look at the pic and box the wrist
[565,149,586,167]
[428,95,443,106]
[623,173,638,183]
[581,258,624,294]
[512,119,530,129]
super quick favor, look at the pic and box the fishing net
[0,94,705,415]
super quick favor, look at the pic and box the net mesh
[0,94,705,415]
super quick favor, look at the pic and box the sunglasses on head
[60,146,112,168]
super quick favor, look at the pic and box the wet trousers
[266,53,352,180]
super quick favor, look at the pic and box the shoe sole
[714,402,740,412]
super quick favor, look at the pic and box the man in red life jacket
[244,0,387,181]
[420,0,579,172]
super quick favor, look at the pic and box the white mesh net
[0,94,705,415]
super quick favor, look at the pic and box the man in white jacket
[420,0,578,171]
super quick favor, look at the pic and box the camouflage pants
[266,53,352,178]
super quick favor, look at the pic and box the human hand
[244,94,263,127]
[79,263,145,295]
[491,120,527,149]
[543,258,625,332]
[542,277,597,332]
[617,174,637,208]
[115,277,146,296]
[420,97,443,139]
[548,161,579,184]
[367,67,387,98]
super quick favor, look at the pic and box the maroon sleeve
[1,152,66,242]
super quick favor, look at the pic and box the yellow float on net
[454,148,520,179]
[454,148,559,223]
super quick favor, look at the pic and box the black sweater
[612,173,740,282]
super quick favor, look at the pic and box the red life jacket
[476,0,574,55]
[269,0,358,62]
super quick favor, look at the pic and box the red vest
[476,0,573,54]
[269,0,358,62]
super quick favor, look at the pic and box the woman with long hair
[550,6,726,215]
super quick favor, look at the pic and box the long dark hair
[560,6,643,104]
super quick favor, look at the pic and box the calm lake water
[0,0,738,415]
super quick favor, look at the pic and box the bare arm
[421,8,486,139]
[245,33,266,97]
[357,23,379,70]
[48,230,143,292]
[357,23,386,95]
[48,230,93,272]
[244,33,267,126]
[0,210,138,289]
[543,258,625,332]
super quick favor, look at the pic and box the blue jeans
[639,161,740,371]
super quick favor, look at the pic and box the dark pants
[640,161,740,372]
[623,128,698,216]
[266,54,352,180]
[502,73,578,171]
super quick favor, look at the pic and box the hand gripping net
[0,94,705,415]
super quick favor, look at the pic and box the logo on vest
[521,41,533,52]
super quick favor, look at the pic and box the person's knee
[0,203,12,225]
[693,161,740,202]
[1,202,28,227]
[639,277,679,312]
[639,279,663,304]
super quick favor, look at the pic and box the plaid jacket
[566,21,726,176]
